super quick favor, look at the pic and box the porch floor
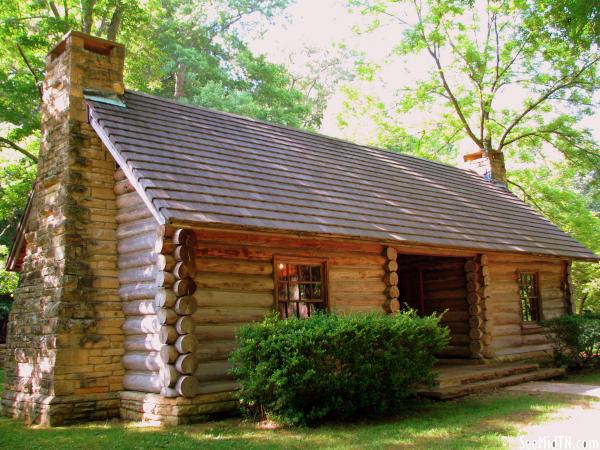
[419,361,566,399]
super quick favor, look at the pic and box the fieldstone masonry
[1,32,125,425]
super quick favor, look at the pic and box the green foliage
[343,0,600,179]
[510,165,600,313]
[543,314,600,368]
[229,311,450,425]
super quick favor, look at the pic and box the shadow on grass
[0,390,593,450]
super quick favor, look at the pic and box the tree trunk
[107,3,124,41]
[174,63,186,99]
[81,0,96,34]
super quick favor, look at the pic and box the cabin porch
[397,253,480,359]
[419,361,565,399]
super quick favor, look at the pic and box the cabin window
[274,258,327,319]
[518,272,541,322]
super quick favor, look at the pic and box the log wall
[116,171,162,396]
[485,254,569,358]
[189,229,388,395]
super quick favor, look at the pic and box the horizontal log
[449,334,471,345]
[156,271,175,288]
[386,298,400,313]
[175,334,198,354]
[466,280,479,293]
[385,260,398,272]
[468,304,482,316]
[155,288,177,308]
[386,286,400,298]
[176,375,200,398]
[160,345,179,364]
[469,340,484,353]
[124,335,162,352]
[160,364,179,388]
[425,289,467,301]
[195,360,234,382]
[114,167,127,181]
[195,324,241,341]
[195,340,237,362]
[480,254,488,265]
[176,316,195,335]
[191,307,268,325]
[464,260,477,272]
[176,353,197,375]
[119,282,157,301]
[469,316,483,329]
[439,310,470,323]
[119,251,157,270]
[385,247,397,260]
[194,272,272,292]
[329,267,385,281]
[159,325,177,345]
[173,229,197,247]
[156,253,175,272]
[118,233,158,255]
[114,178,135,195]
[198,257,273,275]
[175,295,198,316]
[117,217,159,240]
[157,308,178,325]
[423,277,466,291]
[490,335,523,350]
[195,381,239,396]
[331,279,385,293]
[155,238,174,255]
[120,266,156,285]
[122,300,156,316]
[174,244,194,263]
[116,192,142,209]
[195,289,273,308]
[122,352,162,372]
[116,206,153,224]
[493,324,522,336]
[160,387,179,398]
[469,328,484,340]
[195,245,385,266]
[123,371,161,394]
[122,316,159,335]
[384,272,399,286]
[174,261,197,280]
[173,278,197,296]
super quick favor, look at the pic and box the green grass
[0,363,596,450]
[560,368,600,385]
[0,368,597,450]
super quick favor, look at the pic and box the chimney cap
[48,30,124,60]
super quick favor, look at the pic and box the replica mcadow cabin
[2,32,598,426]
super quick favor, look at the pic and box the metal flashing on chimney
[84,88,126,107]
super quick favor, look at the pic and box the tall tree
[346,0,599,184]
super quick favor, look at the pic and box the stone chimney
[1,32,125,425]
[462,149,507,185]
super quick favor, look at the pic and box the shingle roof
[87,91,598,261]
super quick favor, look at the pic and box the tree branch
[507,179,546,213]
[0,137,38,163]
[413,0,482,148]
[497,55,600,151]
[16,43,42,99]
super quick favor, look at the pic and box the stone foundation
[0,344,5,368]
[119,391,237,426]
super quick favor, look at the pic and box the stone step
[435,363,541,388]
[421,367,566,399]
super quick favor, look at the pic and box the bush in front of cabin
[229,310,449,425]
[544,314,600,368]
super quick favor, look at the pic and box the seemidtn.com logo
[520,436,600,449]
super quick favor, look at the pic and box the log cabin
[2,31,598,425]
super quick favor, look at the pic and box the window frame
[273,256,329,319]
[517,271,543,323]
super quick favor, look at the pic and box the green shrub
[229,311,449,425]
[543,314,600,368]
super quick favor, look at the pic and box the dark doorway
[397,254,471,358]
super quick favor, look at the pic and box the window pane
[313,284,321,299]
[289,283,300,301]
[311,265,322,282]
[518,272,540,322]
[299,265,311,282]
[278,282,288,301]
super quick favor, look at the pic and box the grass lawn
[558,368,600,385]
[1,368,599,450]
